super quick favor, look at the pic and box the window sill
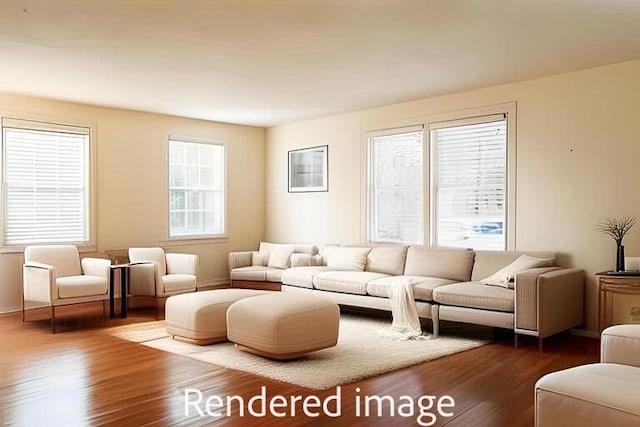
[0,243,96,254]
[160,235,229,247]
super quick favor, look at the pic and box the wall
[0,94,265,313]
[265,60,640,332]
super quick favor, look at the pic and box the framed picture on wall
[288,145,328,192]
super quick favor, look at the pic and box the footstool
[535,364,640,426]
[227,293,340,360]
[165,289,269,345]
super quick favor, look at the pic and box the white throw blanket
[377,277,430,340]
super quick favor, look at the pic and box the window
[368,128,423,244]
[430,116,507,250]
[1,118,90,246]
[168,138,225,238]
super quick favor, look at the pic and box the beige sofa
[228,242,584,346]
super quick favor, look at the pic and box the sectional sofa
[228,242,584,348]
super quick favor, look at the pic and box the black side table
[110,264,130,318]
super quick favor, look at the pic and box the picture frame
[288,145,328,192]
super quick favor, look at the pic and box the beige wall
[265,60,640,332]
[0,94,265,313]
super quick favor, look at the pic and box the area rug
[107,315,490,390]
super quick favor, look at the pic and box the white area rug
[108,315,489,390]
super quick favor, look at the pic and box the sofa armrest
[23,262,55,304]
[228,251,253,272]
[81,257,111,278]
[515,268,584,337]
[166,253,198,275]
[601,325,640,367]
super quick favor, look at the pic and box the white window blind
[168,138,225,238]
[431,117,507,250]
[368,129,423,244]
[1,118,90,246]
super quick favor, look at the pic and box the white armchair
[23,245,111,333]
[128,247,198,318]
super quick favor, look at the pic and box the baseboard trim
[569,328,599,339]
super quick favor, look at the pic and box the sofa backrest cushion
[290,253,323,268]
[404,247,475,282]
[365,245,409,276]
[471,250,557,282]
[326,247,372,271]
[25,245,82,278]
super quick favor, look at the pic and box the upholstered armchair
[23,245,111,333]
[128,247,198,318]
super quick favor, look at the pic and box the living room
[1,1,640,426]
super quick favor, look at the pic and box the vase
[616,244,625,272]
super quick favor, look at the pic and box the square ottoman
[227,293,340,360]
[535,363,640,426]
[165,289,269,345]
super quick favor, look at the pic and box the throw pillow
[326,247,372,271]
[251,251,268,266]
[481,255,556,288]
[267,246,295,269]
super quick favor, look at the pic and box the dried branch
[596,215,637,245]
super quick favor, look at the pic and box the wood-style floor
[0,303,599,426]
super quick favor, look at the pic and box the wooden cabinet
[597,273,640,332]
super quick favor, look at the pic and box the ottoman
[227,293,340,360]
[165,289,269,344]
[535,363,640,426]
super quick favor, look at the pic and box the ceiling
[0,1,639,127]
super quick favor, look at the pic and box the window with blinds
[1,118,90,246]
[168,138,225,238]
[368,129,423,244]
[430,116,507,250]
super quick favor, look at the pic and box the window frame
[366,125,425,245]
[0,115,97,252]
[164,135,228,241]
[429,114,509,250]
[363,102,516,250]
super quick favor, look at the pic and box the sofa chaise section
[431,250,584,349]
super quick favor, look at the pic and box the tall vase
[616,244,625,272]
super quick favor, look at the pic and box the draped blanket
[377,277,431,340]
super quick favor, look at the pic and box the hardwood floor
[0,304,599,426]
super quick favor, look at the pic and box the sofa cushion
[365,246,408,276]
[266,269,283,283]
[326,247,372,271]
[433,281,514,312]
[481,254,556,288]
[367,276,456,302]
[57,275,108,299]
[230,266,282,282]
[267,246,295,269]
[290,253,322,268]
[281,266,334,289]
[313,271,388,295]
[471,250,557,282]
[404,247,475,282]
